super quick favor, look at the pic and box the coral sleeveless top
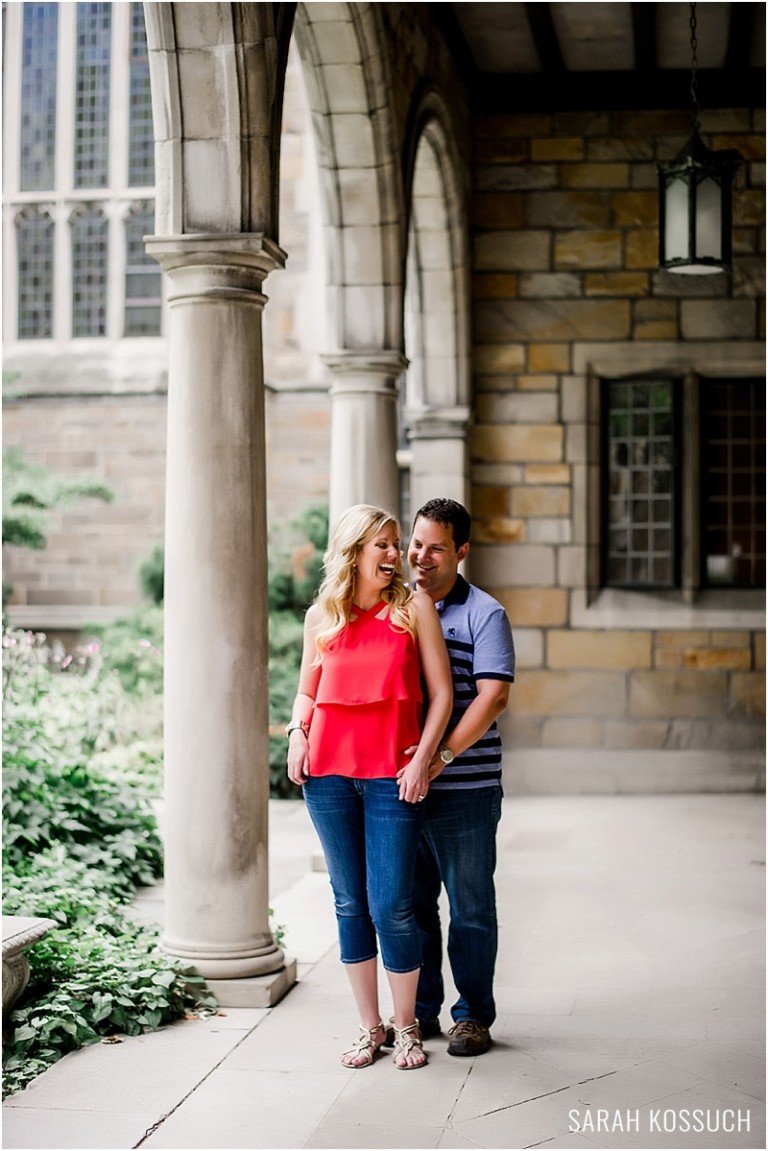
[307,602,423,778]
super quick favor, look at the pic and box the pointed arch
[401,86,471,512]
[404,86,470,414]
[292,2,405,351]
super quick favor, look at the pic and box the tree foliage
[2,446,114,552]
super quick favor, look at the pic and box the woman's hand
[397,751,430,804]
[287,730,310,786]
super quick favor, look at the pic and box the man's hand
[397,745,444,782]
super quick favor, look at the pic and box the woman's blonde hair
[312,503,415,659]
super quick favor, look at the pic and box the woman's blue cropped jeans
[303,775,425,973]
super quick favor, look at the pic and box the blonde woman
[286,504,452,1070]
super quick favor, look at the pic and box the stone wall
[3,393,167,623]
[469,105,765,779]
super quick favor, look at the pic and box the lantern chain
[689,1,700,133]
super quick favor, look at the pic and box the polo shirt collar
[435,574,470,612]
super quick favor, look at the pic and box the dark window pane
[701,379,766,589]
[603,378,678,588]
[75,3,111,187]
[633,413,649,437]
[128,2,154,186]
[20,4,58,190]
[17,209,54,337]
[124,204,161,336]
[72,207,108,335]
[653,411,672,436]
[631,382,649,408]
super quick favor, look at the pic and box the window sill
[571,587,765,631]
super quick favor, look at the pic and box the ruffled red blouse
[307,603,423,778]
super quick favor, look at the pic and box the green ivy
[2,631,213,1099]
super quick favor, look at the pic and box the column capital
[146,233,286,289]
[405,404,473,440]
[322,349,409,397]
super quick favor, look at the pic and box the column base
[206,955,297,1008]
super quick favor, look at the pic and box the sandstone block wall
[470,106,765,760]
[4,394,167,620]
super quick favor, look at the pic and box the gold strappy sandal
[340,1021,389,1068]
[392,1021,428,1070]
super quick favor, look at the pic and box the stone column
[145,234,295,1008]
[406,405,472,514]
[323,351,408,523]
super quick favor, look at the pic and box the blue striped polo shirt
[431,575,516,791]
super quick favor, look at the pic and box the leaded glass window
[603,379,680,588]
[17,209,54,339]
[72,207,108,335]
[20,3,58,191]
[128,2,154,186]
[74,2,111,188]
[701,380,766,588]
[124,204,162,335]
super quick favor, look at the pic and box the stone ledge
[3,916,57,1013]
[504,749,766,795]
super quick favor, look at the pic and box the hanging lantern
[657,2,741,275]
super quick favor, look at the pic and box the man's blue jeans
[303,775,425,973]
[414,786,502,1028]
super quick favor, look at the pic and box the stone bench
[2,915,57,1014]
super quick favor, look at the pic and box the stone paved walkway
[3,793,765,1150]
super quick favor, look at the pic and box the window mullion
[681,373,700,602]
[3,2,23,197]
[50,203,70,340]
[110,2,130,195]
[56,3,76,196]
[108,203,126,339]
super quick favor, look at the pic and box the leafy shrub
[86,603,164,698]
[268,609,305,796]
[2,630,213,1098]
[2,446,115,608]
[2,446,115,552]
[268,503,328,612]
[2,908,212,1098]
[139,543,164,605]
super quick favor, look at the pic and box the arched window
[128,1,154,187]
[74,2,112,188]
[17,208,54,339]
[72,206,108,336]
[20,3,58,191]
[124,203,161,335]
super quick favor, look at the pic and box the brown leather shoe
[447,1019,491,1056]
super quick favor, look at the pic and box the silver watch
[285,720,308,737]
[438,744,454,765]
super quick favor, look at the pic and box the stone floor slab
[3,794,764,1151]
[305,1120,444,1148]
[655,1039,766,1101]
[141,1068,349,1150]
[0,1108,151,1149]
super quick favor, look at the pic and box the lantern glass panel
[664,177,689,262]
[696,176,721,261]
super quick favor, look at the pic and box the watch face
[440,747,454,764]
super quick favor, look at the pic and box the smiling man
[405,498,516,1056]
